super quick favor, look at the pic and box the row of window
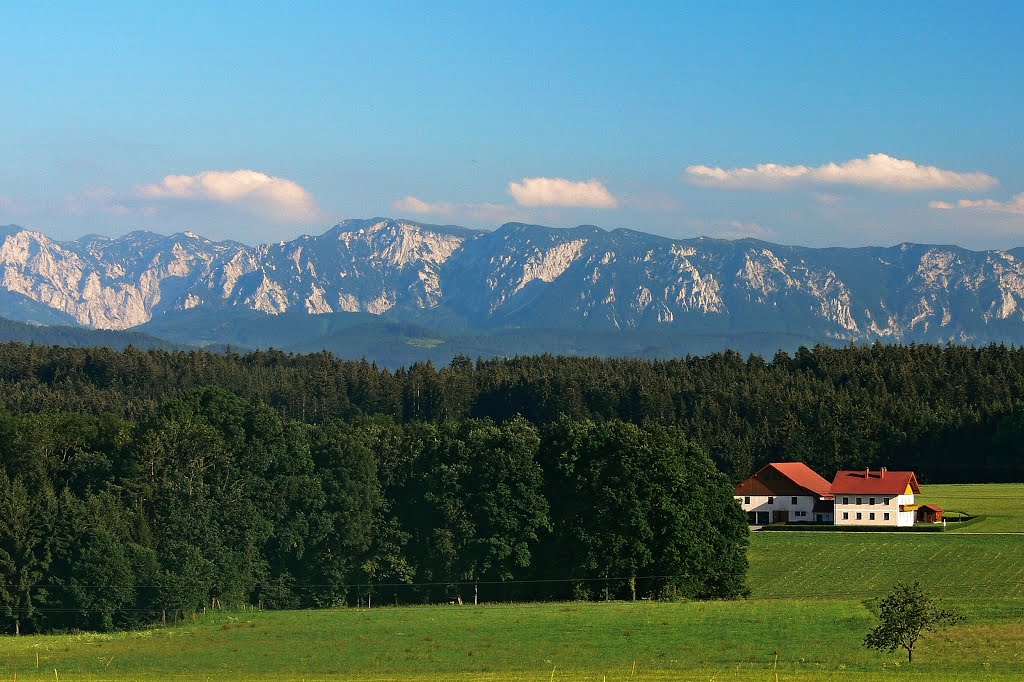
[840,496,890,506]
[741,496,800,505]
[841,512,891,521]
[741,495,898,506]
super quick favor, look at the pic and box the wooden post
[474,581,479,606]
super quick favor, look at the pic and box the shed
[917,503,944,523]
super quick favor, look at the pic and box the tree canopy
[864,581,962,663]
[0,342,1021,483]
[0,384,747,634]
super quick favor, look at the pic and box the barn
[918,503,944,524]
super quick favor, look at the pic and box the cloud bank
[135,170,319,220]
[930,193,1024,215]
[391,196,515,224]
[66,186,155,217]
[507,177,619,208]
[687,153,997,192]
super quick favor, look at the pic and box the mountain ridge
[3,219,1024,358]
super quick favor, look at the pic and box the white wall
[734,494,818,522]
[834,491,913,526]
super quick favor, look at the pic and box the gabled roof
[919,503,944,512]
[831,469,920,495]
[771,462,833,497]
[735,462,833,498]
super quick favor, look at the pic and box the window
[869,513,875,520]
[791,496,798,504]
[842,512,849,520]
[856,497,862,505]
[856,512,862,520]
[884,513,890,521]
[883,497,890,505]
[744,496,750,504]
[767,496,774,504]
[843,497,849,505]
[869,497,876,505]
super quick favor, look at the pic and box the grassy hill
[919,483,1024,533]
[746,484,1024,604]
[138,308,832,368]
[0,484,1020,681]
[0,316,186,351]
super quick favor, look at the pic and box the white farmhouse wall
[834,491,913,526]
[735,494,819,522]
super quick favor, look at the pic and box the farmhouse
[734,462,834,525]
[832,468,920,527]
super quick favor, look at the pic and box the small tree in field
[864,581,961,663]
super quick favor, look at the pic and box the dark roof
[735,462,833,498]
[831,469,921,495]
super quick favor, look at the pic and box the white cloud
[507,177,619,208]
[391,195,516,224]
[711,220,776,240]
[0,195,32,220]
[814,193,844,205]
[929,193,1024,215]
[686,153,998,192]
[393,196,444,215]
[66,187,155,217]
[135,169,319,220]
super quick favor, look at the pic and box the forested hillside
[3,341,1024,634]
[0,386,747,635]
[0,342,1021,483]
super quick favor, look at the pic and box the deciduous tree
[864,581,961,663]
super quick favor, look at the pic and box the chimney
[881,467,886,478]
[865,467,870,478]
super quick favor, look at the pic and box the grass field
[0,600,1020,682]
[0,484,1019,681]
[918,483,1024,533]
[747,532,1024,602]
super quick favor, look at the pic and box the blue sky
[2,1,1022,247]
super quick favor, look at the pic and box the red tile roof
[831,469,920,495]
[919,503,944,512]
[735,462,833,498]
[771,462,833,497]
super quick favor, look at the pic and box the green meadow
[747,532,1024,601]
[0,484,1020,682]
[918,483,1024,533]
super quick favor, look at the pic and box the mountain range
[2,218,1024,365]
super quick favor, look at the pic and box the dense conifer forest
[1,341,1023,634]
[0,342,1021,482]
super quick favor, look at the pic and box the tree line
[0,342,1022,482]
[0,387,747,634]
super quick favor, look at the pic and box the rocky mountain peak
[0,220,1023,348]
